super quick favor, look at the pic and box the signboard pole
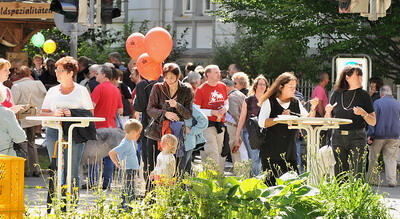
[70,23,78,58]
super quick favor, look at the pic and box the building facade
[113,0,238,64]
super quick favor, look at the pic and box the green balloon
[31,32,45,47]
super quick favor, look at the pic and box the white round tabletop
[274,117,352,126]
[26,116,105,122]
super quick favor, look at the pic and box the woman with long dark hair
[147,63,193,178]
[258,72,318,185]
[325,67,376,175]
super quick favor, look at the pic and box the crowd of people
[0,53,399,209]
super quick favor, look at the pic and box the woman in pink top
[311,72,330,117]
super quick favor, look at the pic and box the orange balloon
[144,27,173,63]
[136,53,162,80]
[126,32,146,61]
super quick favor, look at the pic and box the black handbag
[246,116,267,150]
[144,115,163,141]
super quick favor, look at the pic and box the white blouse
[258,98,308,128]
[41,83,93,112]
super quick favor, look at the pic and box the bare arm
[364,112,376,126]
[117,108,123,115]
[324,103,337,118]
[361,111,376,126]
[108,150,121,169]
[234,101,247,143]
[40,109,63,117]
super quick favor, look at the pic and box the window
[183,0,193,15]
[203,0,212,14]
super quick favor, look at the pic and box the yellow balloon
[43,40,56,54]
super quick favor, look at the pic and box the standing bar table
[26,116,104,208]
[273,117,352,185]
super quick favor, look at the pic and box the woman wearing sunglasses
[325,66,376,176]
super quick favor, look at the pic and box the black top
[262,97,300,161]
[77,67,89,84]
[240,88,249,96]
[122,70,136,91]
[88,77,99,92]
[39,70,58,90]
[118,82,133,116]
[62,109,97,143]
[133,77,163,129]
[371,92,380,103]
[330,88,374,130]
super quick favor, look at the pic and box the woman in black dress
[258,72,318,185]
[325,67,376,175]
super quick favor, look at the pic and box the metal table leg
[66,121,90,208]
[43,120,90,211]
[287,122,340,185]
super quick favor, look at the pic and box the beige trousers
[368,139,400,185]
[226,124,242,165]
[201,127,225,173]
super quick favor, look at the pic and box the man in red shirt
[91,65,123,128]
[90,65,123,189]
[194,65,228,172]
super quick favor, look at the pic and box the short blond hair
[232,72,250,88]
[0,58,11,70]
[161,134,178,154]
[124,119,143,134]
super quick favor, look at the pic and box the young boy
[109,119,142,209]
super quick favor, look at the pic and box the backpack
[246,116,267,150]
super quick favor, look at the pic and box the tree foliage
[215,0,400,82]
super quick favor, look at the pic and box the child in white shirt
[151,134,178,181]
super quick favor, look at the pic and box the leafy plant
[215,0,400,82]
[25,168,390,218]
[317,173,390,218]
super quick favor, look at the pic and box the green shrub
[317,173,390,218]
[26,170,390,218]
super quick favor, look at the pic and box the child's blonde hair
[124,119,143,133]
[161,134,178,154]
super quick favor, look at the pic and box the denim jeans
[242,129,261,176]
[87,156,114,189]
[295,137,303,169]
[121,169,136,208]
[44,128,86,187]
[177,149,194,176]
[102,156,114,188]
